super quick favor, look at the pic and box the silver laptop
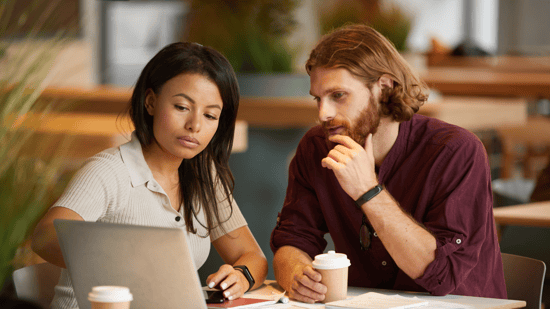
[54,219,208,309]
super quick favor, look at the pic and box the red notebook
[207,297,276,309]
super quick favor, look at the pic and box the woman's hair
[305,24,428,122]
[128,42,239,236]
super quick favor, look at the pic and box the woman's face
[145,73,223,160]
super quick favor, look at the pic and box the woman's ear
[144,89,156,116]
[378,74,394,89]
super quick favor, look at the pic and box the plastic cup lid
[312,250,351,269]
[88,286,133,303]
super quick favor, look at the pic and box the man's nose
[318,100,336,122]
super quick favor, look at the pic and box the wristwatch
[233,265,255,292]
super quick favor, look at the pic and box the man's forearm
[361,190,436,279]
[273,246,313,292]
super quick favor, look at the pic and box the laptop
[54,219,208,309]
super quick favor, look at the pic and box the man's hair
[306,24,428,122]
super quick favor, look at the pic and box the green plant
[0,0,73,291]
[184,0,300,73]
[369,3,412,52]
[319,0,412,52]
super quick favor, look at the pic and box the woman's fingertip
[208,282,215,288]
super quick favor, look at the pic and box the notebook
[54,219,208,309]
[325,292,428,309]
[207,297,276,309]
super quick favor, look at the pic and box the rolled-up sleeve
[270,138,328,260]
[414,136,494,295]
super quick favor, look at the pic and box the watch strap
[233,265,255,292]
[355,184,383,208]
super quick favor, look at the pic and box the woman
[31,42,268,308]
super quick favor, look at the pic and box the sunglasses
[360,214,372,251]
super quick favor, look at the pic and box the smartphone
[206,290,225,304]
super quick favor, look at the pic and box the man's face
[309,66,381,146]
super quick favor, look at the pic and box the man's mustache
[322,119,351,133]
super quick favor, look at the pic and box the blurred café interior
[1,0,549,306]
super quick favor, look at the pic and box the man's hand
[287,265,327,303]
[321,134,378,200]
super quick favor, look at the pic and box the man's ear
[378,74,394,90]
[144,89,155,116]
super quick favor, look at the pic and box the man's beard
[322,96,381,147]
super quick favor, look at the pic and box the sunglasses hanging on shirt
[359,214,372,251]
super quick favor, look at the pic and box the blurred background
[1,0,549,307]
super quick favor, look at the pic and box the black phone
[206,290,225,304]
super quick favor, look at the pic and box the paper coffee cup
[312,250,351,303]
[88,286,133,309]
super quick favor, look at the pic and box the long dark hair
[306,24,428,122]
[128,42,239,236]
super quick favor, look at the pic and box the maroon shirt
[270,114,506,298]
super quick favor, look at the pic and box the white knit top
[50,133,247,309]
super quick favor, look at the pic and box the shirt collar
[120,132,154,188]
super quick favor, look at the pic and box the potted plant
[183,0,311,97]
[0,0,74,294]
[319,0,412,52]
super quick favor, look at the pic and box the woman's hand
[206,264,250,300]
[210,226,268,295]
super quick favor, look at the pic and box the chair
[12,263,62,308]
[501,253,546,309]
[496,117,550,180]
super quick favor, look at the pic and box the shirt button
[381,261,387,266]
[373,232,378,237]
[175,216,181,222]
[456,239,462,244]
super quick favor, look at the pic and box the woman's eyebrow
[173,93,221,110]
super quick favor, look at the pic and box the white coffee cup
[312,250,351,303]
[88,286,133,309]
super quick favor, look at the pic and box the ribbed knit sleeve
[209,179,247,241]
[209,198,246,241]
[53,148,130,221]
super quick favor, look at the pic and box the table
[494,201,550,228]
[423,55,550,98]
[422,67,550,98]
[421,96,526,131]
[493,201,550,242]
[495,117,550,179]
[426,55,550,73]
[248,280,526,309]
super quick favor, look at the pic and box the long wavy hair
[306,24,428,122]
[128,42,239,236]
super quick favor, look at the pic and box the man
[270,24,506,303]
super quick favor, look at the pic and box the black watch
[233,265,255,292]
[355,184,383,208]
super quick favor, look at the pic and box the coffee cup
[312,250,350,303]
[88,286,133,309]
